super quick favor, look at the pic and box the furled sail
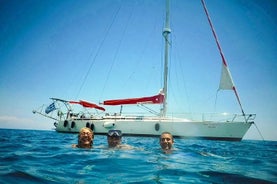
[201,0,245,115]
[103,93,164,106]
[69,100,105,111]
[219,63,235,90]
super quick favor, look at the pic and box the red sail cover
[103,93,164,106]
[69,100,105,111]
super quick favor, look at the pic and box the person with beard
[107,130,122,148]
[160,132,174,153]
[107,130,133,150]
[72,127,94,148]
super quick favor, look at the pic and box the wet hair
[79,127,93,136]
[160,132,173,141]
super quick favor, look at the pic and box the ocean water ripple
[0,129,276,183]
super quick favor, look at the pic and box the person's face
[107,136,121,147]
[160,133,173,150]
[78,129,94,148]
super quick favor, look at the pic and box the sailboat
[33,0,255,141]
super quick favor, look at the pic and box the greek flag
[45,102,56,114]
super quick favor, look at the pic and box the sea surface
[0,129,276,184]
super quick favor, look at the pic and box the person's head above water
[76,127,94,148]
[107,130,122,148]
[160,132,174,151]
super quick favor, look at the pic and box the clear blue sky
[0,0,276,140]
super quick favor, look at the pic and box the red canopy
[69,100,105,111]
[103,93,164,106]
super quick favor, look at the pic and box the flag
[45,102,56,114]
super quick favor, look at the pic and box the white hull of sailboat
[54,116,253,141]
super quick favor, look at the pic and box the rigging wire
[170,33,193,115]
[138,104,160,116]
[100,3,134,100]
[213,91,219,113]
[75,4,122,100]
[120,3,163,96]
[253,122,265,141]
[124,19,161,91]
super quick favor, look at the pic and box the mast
[162,0,171,117]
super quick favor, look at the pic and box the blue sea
[0,129,276,184]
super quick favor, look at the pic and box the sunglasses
[80,131,93,136]
[107,130,122,137]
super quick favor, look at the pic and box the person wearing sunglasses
[72,127,94,148]
[160,132,174,153]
